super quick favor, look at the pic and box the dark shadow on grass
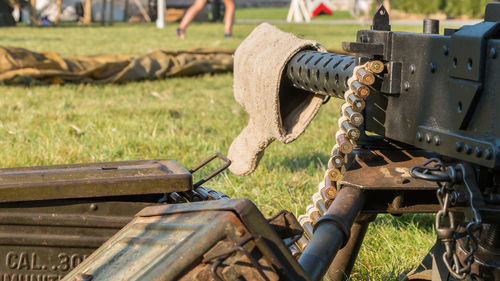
[270,151,330,172]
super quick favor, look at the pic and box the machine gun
[7,3,498,281]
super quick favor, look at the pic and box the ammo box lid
[0,159,192,202]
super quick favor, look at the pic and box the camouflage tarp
[0,46,234,85]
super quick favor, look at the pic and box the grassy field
[0,20,439,280]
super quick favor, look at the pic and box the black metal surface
[285,4,500,169]
[423,19,440,34]
[298,186,365,281]
[286,51,355,99]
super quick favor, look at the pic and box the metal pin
[296,236,309,251]
[345,91,366,111]
[350,80,371,98]
[355,68,375,85]
[335,131,354,154]
[338,117,360,141]
[342,103,364,126]
[367,60,384,74]
[313,193,327,214]
[299,213,315,238]
[306,204,321,225]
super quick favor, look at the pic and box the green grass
[0,21,435,280]
[236,7,354,21]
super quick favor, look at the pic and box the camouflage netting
[0,46,234,85]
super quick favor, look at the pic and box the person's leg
[177,0,207,37]
[222,0,234,36]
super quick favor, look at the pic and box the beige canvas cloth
[228,23,325,176]
[0,47,234,85]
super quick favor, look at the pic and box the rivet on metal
[443,45,449,56]
[485,149,493,160]
[475,146,483,157]
[433,135,440,145]
[409,64,416,74]
[465,144,473,155]
[456,141,463,152]
[89,203,98,211]
[425,133,432,143]
[417,131,423,141]
[404,81,410,91]
[491,48,497,59]
[430,63,436,73]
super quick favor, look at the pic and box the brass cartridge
[355,67,375,85]
[350,80,371,98]
[345,91,366,111]
[342,103,364,126]
[335,131,354,154]
[338,117,360,140]
[367,60,384,74]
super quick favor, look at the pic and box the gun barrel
[298,186,365,281]
[286,50,356,99]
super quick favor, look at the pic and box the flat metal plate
[340,148,439,190]
[0,159,192,202]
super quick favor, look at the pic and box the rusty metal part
[335,132,354,154]
[366,60,384,74]
[338,117,360,141]
[298,186,366,281]
[344,91,366,111]
[342,103,364,126]
[0,159,192,202]
[340,146,442,213]
[324,214,376,281]
[63,199,310,281]
[267,210,303,243]
[349,80,370,99]
[354,68,375,85]
[189,152,231,188]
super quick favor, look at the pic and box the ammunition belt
[293,61,384,257]
[159,187,229,204]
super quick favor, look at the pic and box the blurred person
[176,0,234,39]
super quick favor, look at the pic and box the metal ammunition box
[0,159,192,279]
[63,199,310,281]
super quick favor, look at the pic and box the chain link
[412,159,482,280]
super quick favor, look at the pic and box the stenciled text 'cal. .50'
[40,3,500,281]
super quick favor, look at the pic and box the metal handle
[190,152,231,188]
